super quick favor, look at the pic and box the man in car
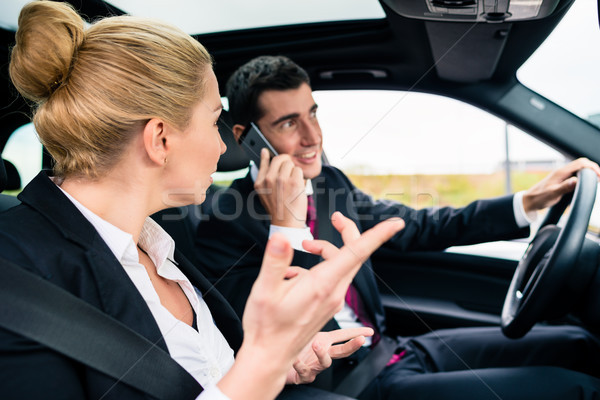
[194,55,600,399]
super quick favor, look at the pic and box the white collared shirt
[250,163,536,346]
[58,187,233,400]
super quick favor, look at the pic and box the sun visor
[425,21,511,82]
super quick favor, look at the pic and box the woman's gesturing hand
[219,212,403,400]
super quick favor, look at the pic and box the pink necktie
[306,195,318,238]
[345,284,380,346]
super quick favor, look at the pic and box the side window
[313,90,568,210]
[2,123,43,192]
[313,90,572,259]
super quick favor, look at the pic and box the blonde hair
[9,1,212,178]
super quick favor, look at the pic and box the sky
[313,90,566,175]
[518,0,600,119]
[106,0,386,35]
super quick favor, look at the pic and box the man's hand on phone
[255,148,308,228]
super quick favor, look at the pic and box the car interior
[1,0,600,394]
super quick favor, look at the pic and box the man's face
[255,83,323,179]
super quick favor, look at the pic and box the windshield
[517,0,600,127]
[1,0,386,34]
[107,0,386,35]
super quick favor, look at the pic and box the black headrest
[0,158,7,193]
[3,160,21,191]
[0,159,21,192]
[216,110,250,172]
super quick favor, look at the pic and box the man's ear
[142,118,169,166]
[232,124,245,143]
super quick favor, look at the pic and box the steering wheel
[501,168,598,339]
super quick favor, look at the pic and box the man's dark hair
[226,55,310,126]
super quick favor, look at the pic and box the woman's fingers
[305,214,404,263]
[314,217,405,285]
[284,266,306,279]
[302,239,340,259]
[246,215,403,383]
[256,233,294,290]
[331,211,361,244]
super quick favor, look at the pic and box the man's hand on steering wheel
[502,166,599,339]
[522,158,600,214]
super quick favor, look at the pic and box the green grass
[215,171,548,209]
[347,171,548,208]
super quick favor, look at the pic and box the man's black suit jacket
[195,165,529,336]
[0,171,243,399]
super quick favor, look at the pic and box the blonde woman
[0,2,403,399]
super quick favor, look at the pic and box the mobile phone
[239,122,278,166]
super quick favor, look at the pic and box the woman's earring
[164,157,168,165]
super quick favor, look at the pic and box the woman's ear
[232,124,246,143]
[142,118,169,166]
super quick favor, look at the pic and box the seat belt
[333,335,397,398]
[0,257,201,400]
[313,181,398,398]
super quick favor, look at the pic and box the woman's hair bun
[9,1,85,102]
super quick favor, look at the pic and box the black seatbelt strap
[314,179,334,244]
[334,335,398,398]
[0,257,202,400]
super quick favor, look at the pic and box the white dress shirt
[250,163,537,345]
[58,186,233,400]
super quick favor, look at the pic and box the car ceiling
[2,0,594,161]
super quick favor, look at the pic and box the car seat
[0,158,21,211]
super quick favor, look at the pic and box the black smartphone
[239,122,278,166]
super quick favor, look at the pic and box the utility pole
[504,122,512,195]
